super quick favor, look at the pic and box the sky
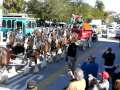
[85,0,120,13]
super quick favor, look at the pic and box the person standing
[67,42,77,72]
[102,47,116,75]
[81,56,99,90]
[98,71,110,90]
[66,68,86,90]
[81,56,99,78]
[114,79,120,90]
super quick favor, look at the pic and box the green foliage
[27,0,72,21]
[3,0,108,22]
[95,0,105,11]
[3,0,25,13]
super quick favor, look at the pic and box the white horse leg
[0,66,8,83]
[56,48,62,62]
[23,59,31,74]
[37,57,41,70]
[33,64,39,73]
[10,65,16,73]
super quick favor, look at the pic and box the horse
[0,47,11,69]
[6,31,15,48]
[56,38,64,51]
[24,36,34,57]
[24,35,41,64]
[12,43,25,56]
[44,40,50,54]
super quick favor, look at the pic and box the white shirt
[99,79,109,90]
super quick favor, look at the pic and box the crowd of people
[65,40,120,90]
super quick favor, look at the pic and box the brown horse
[6,31,15,48]
[24,36,33,50]
[0,47,11,68]
[24,36,41,65]
[32,49,40,64]
[44,40,50,54]
[56,39,63,49]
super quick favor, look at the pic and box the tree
[26,0,42,17]
[95,0,104,11]
[45,0,72,21]
[91,0,106,19]
[3,0,25,13]
[80,3,93,19]
[26,0,107,21]
[26,0,72,21]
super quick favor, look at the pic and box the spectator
[67,42,77,72]
[114,79,120,90]
[81,56,99,78]
[98,71,110,90]
[87,74,99,90]
[112,65,120,90]
[102,47,116,75]
[81,59,89,79]
[66,68,86,90]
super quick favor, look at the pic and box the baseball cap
[99,71,109,80]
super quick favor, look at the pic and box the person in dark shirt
[67,42,77,72]
[67,42,77,57]
[102,47,116,75]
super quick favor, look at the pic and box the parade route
[0,38,120,90]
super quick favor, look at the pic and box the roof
[3,13,28,18]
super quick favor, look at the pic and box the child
[98,71,110,90]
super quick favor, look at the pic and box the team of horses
[0,27,77,72]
